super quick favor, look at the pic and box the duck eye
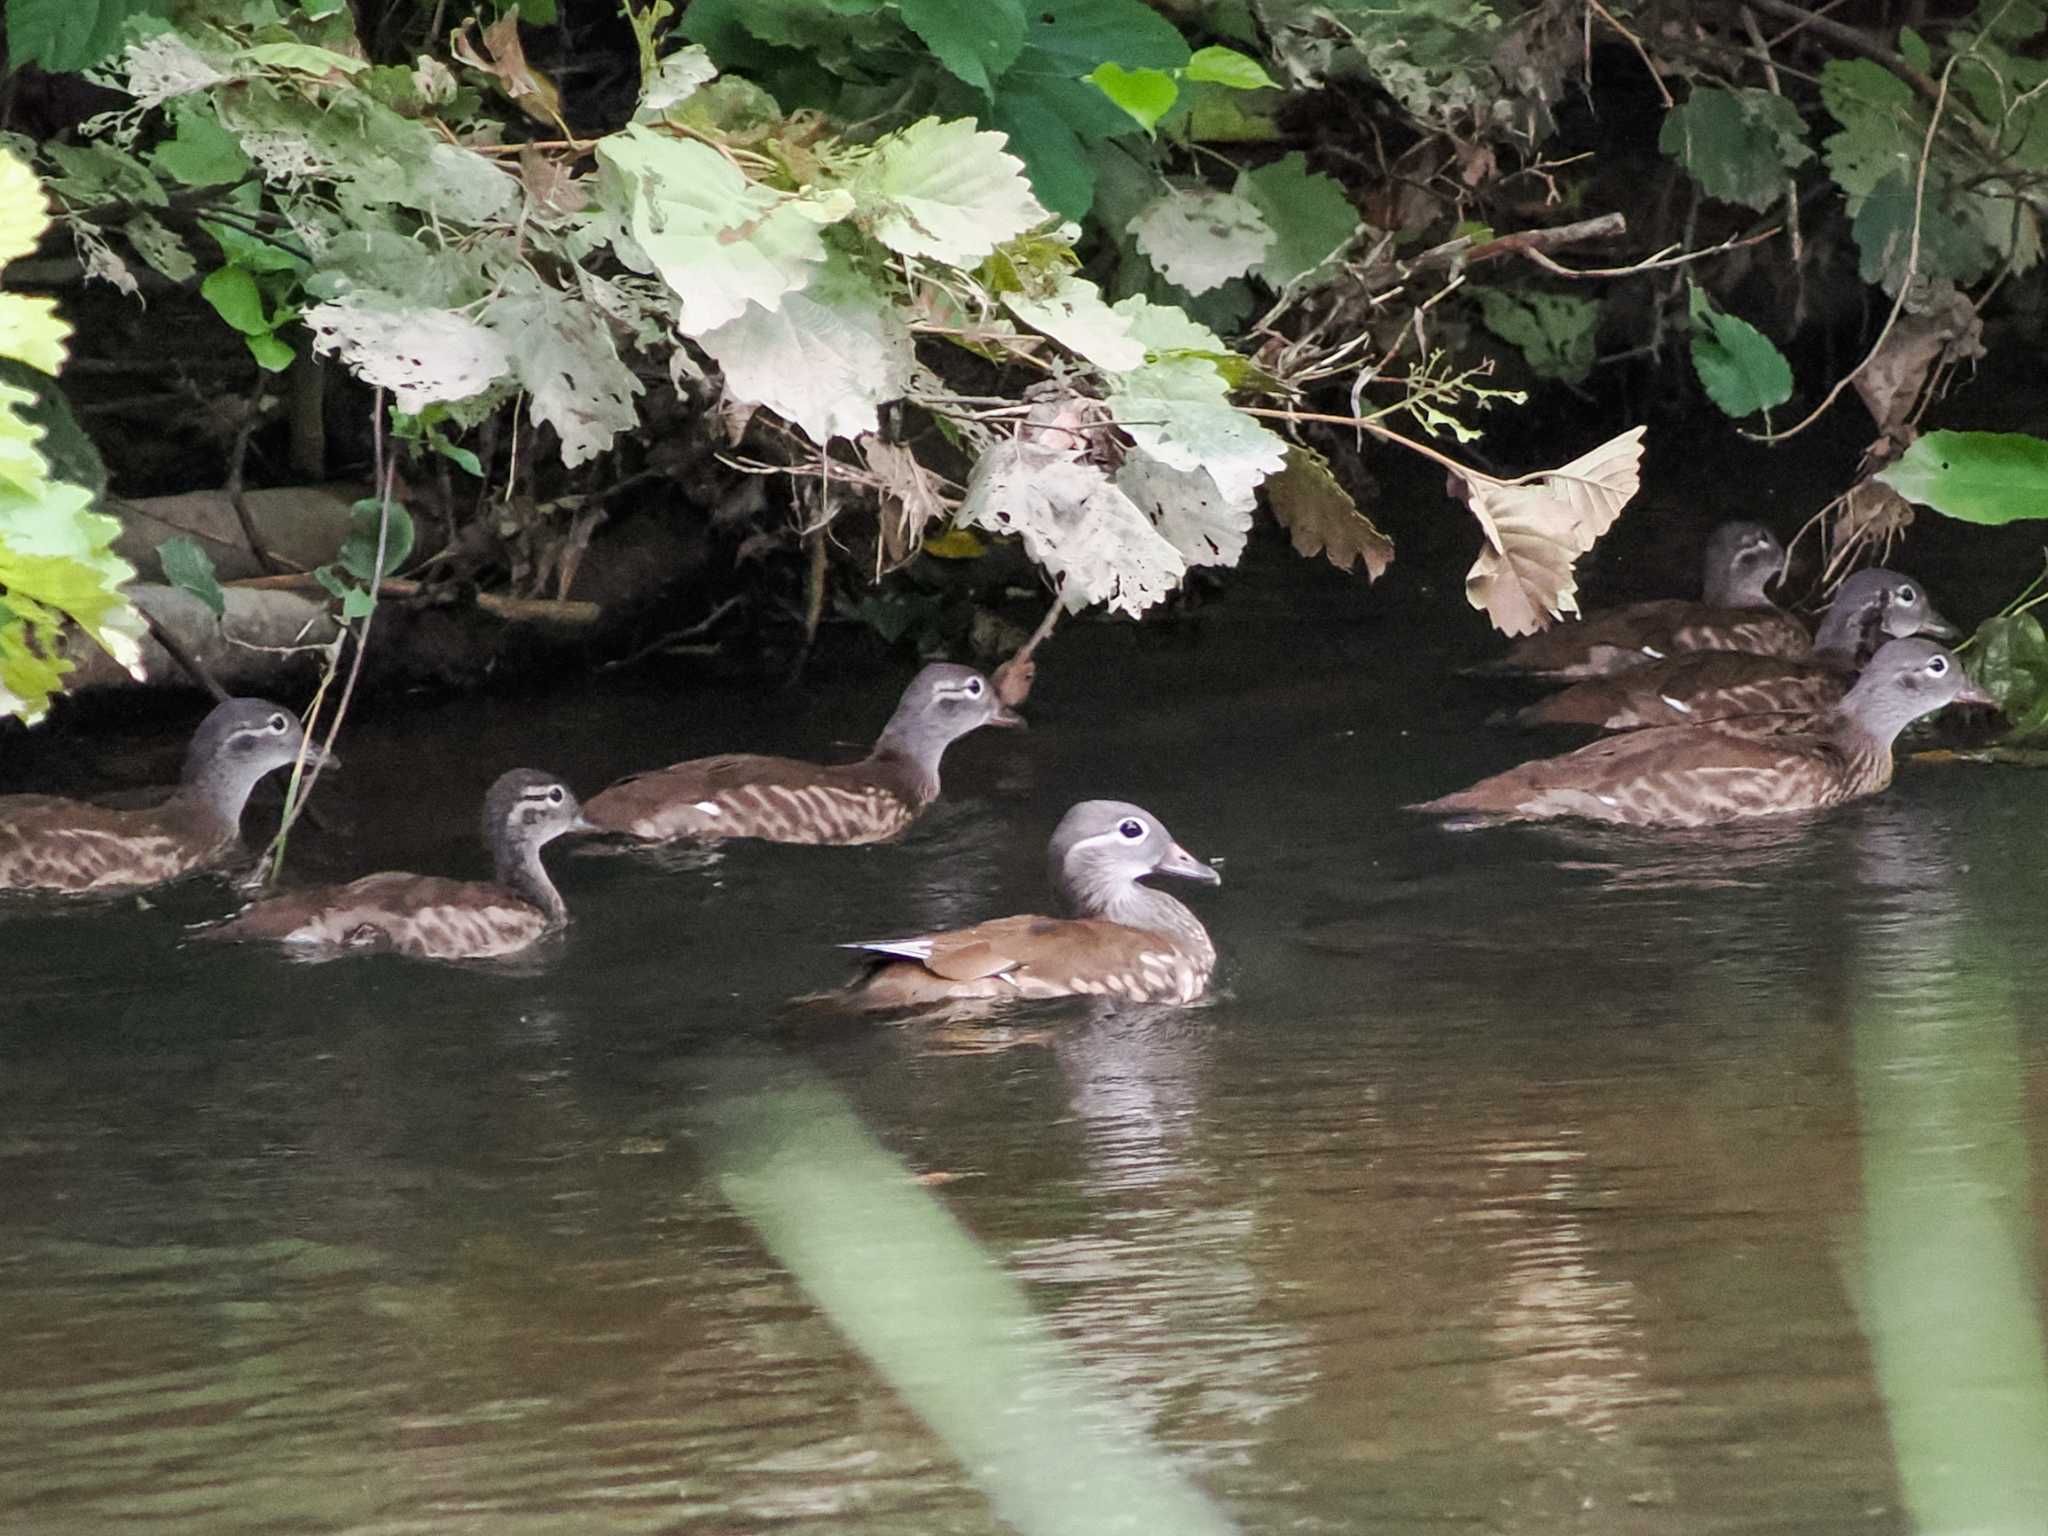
[1117,818,1145,840]
[1896,585,1916,602]
[548,786,565,804]
[1927,655,1949,676]
[268,713,288,732]
[964,677,983,697]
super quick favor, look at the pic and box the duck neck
[870,712,949,805]
[1704,563,1776,609]
[176,753,278,838]
[495,837,568,924]
[1824,674,1920,757]
[1060,867,1212,956]
[1812,596,1880,663]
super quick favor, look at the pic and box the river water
[4,543,2045,1534]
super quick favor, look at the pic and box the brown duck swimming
[1477,521,1804,681]
[0,698,321,896]
[839,799,1221,1009]
[202,769,589,961]
[1510,568,1959,730]
[1412,639,1992,828]
[584,662,1021,846]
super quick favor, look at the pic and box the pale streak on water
[2,551,2044,1533]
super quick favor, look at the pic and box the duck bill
[567,814,601,835]
[302,742,338,772]
[1950,678,1999,709]
[1917,607,1963,641]
[988,701,1027,729]
[1156,842,1221,885]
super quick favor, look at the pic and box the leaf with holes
[1877,430,2048,524]
[854,117,1048,266]
[303,301,512,414]
[1115,451,1251,567]
[697,260,914,445]
[482,271,644,468]
[1128,185,1273,295]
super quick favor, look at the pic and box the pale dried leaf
[1115,452,1251,568]
[863,437,949,565]
[1265,445,1393,578]
[453,14,562,123]
[1001,275,1145,372]
[303,301,511,414]
[1128,186,1274,296]
[1852,292,1983,443]
[1462,425,1648,636]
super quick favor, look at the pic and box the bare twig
[141,609,229,701]
[992,596,1062,708]
[1586,0,1674,108]
[1517,224,1783,279]
[1740,0,1940,100]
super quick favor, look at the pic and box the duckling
[1475,521,1804,681]
[838,799,1221,1009]
[0,698,322,896]
[585,662,1022,846]
[1510,568,1959,730]
[201,769,588,961]
[1412,639,1993,828]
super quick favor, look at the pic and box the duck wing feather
[585,753,918,845]
[1484,602,1811,681]
[1413,723,1852,827]
[1516,653,1849,729]
[0,794,228,894]
[846,915,1206,1007]
[206,873,549,960]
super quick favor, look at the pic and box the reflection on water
[2,554,2045,1532]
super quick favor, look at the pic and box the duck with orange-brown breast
[1474,521,1804,681]
[1413,639,1993,828]
[1510,568,1960,731]
[584,662,1021,847]
[202,769,588,961]
[0,698,324,896]
[839,800,1221,1009]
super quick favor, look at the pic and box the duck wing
[0,795,220,894]
[845,915,1200,1007]
[1516,653,1849,729]
[205,873,547,960]
[1412,723,1845,827]
[584,753,913,845]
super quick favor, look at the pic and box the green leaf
[1475,287,1597,383]
[157,534,224,617]
[1088,63,1179,132]
[900,0,1025,93]
[429,432,483,476]
[338,499,415,582]
[152,106,254,189]
[1235,153,1358,286]
[1850,172,1995,293]
[1968,612,2048,734]
[1898,26,1932,75]
[5,0,151,74]
[246,332,295,372]
[1686,284,1793,419]
[1658,87,1812,211]
[1877,431,2048,524]
[854,117,1048,266]
[240,42,368,76]
[1183,45,1277,91]
[201,266,269,337]
[989,95,1096,218]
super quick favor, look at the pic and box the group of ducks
[0,520,1997,1008]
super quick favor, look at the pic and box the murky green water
[4,550,2045,1533]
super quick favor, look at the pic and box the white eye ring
[1117,818,1145,840]
[964,677,983,697]
[548,785,565,803]
[1928,655,1949,676]
[1896,585,1917,602]
[268,713,288,732]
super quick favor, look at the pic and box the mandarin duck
[0,698,323,896]
[1412,639,1992,828]
[1510,568,1959,730]
[1476,521,1804,681]
[839,799,1220,1008]
[584,662,1020,846]
[202,769,589,961]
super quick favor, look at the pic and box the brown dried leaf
[452,15,562,126]
[1265,445,1393,578]
[1853,293,1983,445]
[517,145,586,217]
[1461,425,1646,637]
